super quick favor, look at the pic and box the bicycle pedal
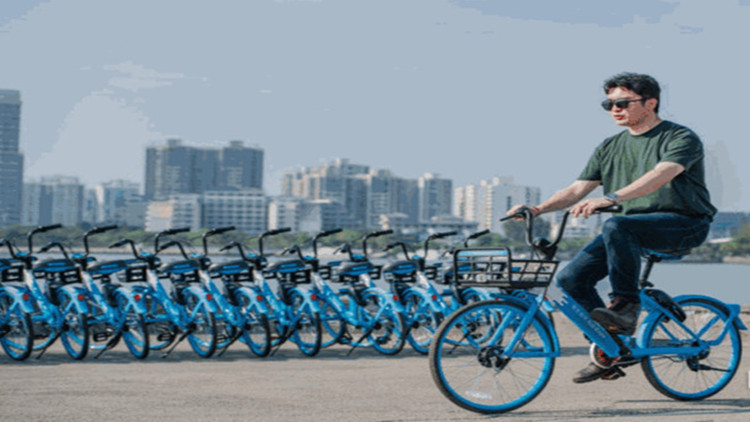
[156,333,175,342]
[601,367,626,381]
[93,332,111,342]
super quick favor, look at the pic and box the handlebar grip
[468,229,490,239]
[109,239,129,248]
[597,204,623,213]
[38,224,63,232]
[157,240,178,252]
[266,228,292,236]
[38,243,54,253]
[435,231,458,238]
[208,226,235,236]
[163,227,190,235]
[369,230,393,237]
[320,228,343,237]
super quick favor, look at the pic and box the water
[568,261,750,306]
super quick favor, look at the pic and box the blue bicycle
[316,230,407,355]
[110,228,219,358]
[2,225,91,360]
[222,228,322,357]
[429,206,746,413]
[0,257,34,360]
[160,226,272,357]
[38,225,150,359]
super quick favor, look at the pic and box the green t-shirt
[579,120,717,218]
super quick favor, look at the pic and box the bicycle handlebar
[501,205,623,259]
[202,226,236,255]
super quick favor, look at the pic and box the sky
[2,0,748,210]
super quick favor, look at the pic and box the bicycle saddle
[641,248,692,262]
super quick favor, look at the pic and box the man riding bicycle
[508,72,716,383]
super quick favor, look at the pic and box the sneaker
[572,363,614,383]
[590,296,640,335]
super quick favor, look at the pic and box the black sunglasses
[601,98,645,111]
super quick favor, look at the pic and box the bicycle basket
[265,259,311,284]
[453,248,558,289]
[0,261,23,283]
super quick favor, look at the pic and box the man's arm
[507,180,600,217]
[570,161,685,218]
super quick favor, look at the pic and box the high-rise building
[0,89,24,226]
[145,139,263,200]
[454,177,541,235]
[144,194,202,232]
[220,141,263,190]
[418,173,452,222]
[95,180,144,226]
[21,176,84,226]
[202,189,267,235]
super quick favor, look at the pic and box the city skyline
[2,1,749,210]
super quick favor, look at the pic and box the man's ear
[645,97,658,112]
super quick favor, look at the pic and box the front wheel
[58,291,89,360]
[235,289,271,357]
[361,290,406,356]
[183,292,217,358]
[0,293,33,361]
[288,291,322,357]
[640,297,742,401]
[403,290,443,355]
[116,294,149,359]
[429,300,556,414]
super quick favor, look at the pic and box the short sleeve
[578,147,602,181]
[660,132,703,170]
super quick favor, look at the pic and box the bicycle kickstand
[162,329,192,358]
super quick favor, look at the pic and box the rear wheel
[640,297,742,400]
[0,293,33,361]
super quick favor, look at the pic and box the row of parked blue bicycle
[0,222,505,361]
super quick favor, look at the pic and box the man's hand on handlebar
[506,204,540,220]
[569,197,616,219]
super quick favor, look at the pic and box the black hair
[603,73,661,113]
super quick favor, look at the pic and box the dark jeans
[557,212,711,312]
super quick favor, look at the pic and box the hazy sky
[2,0,748,210]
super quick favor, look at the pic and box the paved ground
[2,314,750,422]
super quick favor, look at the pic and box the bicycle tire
[0,293,33,361]
[640,296,742,401]
[429,299,556,414]
[58,291,89,360]
[316,297,346,348]
[403,289,443,355]
[116,293,149,359]
[235,288,271,357]
[183,291,217,358]
[361,290,406,356]
[289,290,322,357]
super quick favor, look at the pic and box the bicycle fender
[674,294,748,331]
[491,294,560,354]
